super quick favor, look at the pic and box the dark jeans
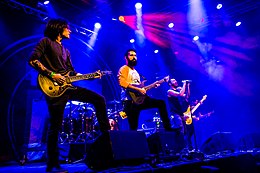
[123,96,172,131]
[185,123,195,150]
[44,86,110,168]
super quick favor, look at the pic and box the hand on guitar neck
[184,95,207,125]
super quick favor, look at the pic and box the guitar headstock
[164,75,170,82]
[200,95,207,103]
[101,71,112,75]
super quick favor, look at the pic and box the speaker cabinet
[200,132,237,155]
[147,132,185,155]
[85,131,150,170]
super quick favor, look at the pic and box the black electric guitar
[184,95,207,125]
[38,70,112,97]
[128,75,169,104]
[193,110,214,121]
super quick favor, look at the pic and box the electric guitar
[184,95,207,125]
[38,70,112,97]
[193,110,214,121]
[128,75,169,104]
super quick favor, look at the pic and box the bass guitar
[38,70,112,97]
[128,75,169,104]
[184,95,207,125]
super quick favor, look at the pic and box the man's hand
[138,88,146,95]
[95,70,102,79]
[52,73,65,84]
[155,83,160,88]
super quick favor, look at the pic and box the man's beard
[128,58,137,67]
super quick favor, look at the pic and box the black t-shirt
[29,37,76,75]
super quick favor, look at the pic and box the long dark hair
[44,18,69,40]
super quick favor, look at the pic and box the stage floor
[0,152,259,173]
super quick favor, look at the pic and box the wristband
[50,72,55,78]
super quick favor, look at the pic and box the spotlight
[216,4,222,9]
[119,16,125,22]
[43,1,50,5]
[94,23,101,29]
[168,23,174,28]
[235,21,241,27]
[130,39,135,43]
[193,36,199,41]
[135,3,142,9]
[154,50,159,54]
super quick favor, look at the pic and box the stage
[0,151,259,173]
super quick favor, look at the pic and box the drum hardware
[60,101,123,144]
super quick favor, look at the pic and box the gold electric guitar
[128,75,169,104]
[38,70,112,97]
[184,95,207,125]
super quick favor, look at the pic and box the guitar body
[128,91,147,105]
[128,75,169,105]
[184,106,192,125]
[38,74,76,97]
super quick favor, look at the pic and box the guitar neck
[68,72,98,83]
[67,71,112,83]
[191,96,207,114]
[144,78,165,91]
[191,103,201,114]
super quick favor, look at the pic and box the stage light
[168,23,174,28]
[235,21,241,27]
[193,36,199,41]
[94,23,101,29]
[135,3,142,9]
[154,50,159,54]
[119,16,125,22]
[216,4,222,9]
[130,39,135,43]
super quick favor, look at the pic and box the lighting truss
[0,0,95,36]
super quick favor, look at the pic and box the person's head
[168,78,178,88]
[44,18,71,40]
[124,49,137,67]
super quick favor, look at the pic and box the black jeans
[44,86,110,168]
[123,96,172,131]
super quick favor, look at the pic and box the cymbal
[71,101,84,105]
[107,100,120,104]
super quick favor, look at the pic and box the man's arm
[28,39,52,77]
[28,39,65,82]
[167,82,187,97]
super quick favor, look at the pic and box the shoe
[46,165,68,173]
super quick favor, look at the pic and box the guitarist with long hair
[29,18,110,173]
[117,49,174,131]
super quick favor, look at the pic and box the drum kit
[59,100,122,143]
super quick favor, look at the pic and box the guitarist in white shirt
[117,49,174,131]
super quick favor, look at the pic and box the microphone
[182,80,192,83]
